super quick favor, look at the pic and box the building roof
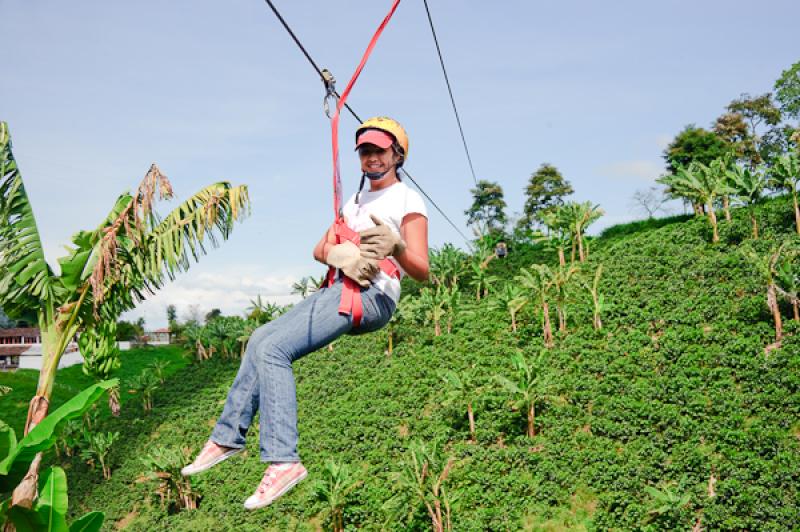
[0,345,28,356]
[0,328,39,338]
[151,328,171,334]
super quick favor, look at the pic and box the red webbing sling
[326,0,402,327]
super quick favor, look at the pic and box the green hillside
[53,197,800,530]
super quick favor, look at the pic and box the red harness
[324,0,402,327]
[325,222,400,327]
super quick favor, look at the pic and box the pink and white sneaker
[243,462,308,510]
[181,440,242,476]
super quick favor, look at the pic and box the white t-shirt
[341,180,428,303]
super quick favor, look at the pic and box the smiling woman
[182,116,430,510]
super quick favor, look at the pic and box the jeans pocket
[352,289,394,335]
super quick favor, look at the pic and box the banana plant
[429,244,467,289]
[139,445,200,511]
[727,163,767,238]
[382,441,458,532]
[768,153,800,234]
[418,286,447,337]
[80,430,119,480]
[536,208,572,266]
[0,379,119,515]
[493,351,558,438]
[516,265,554,346]
[560,201,604,262]
[580,263,605,331]
[3,466,104,532]
[312,460,363,532]
[488,284,527,333]
[439,369,479,443]
[0,122,248,509]
[467,261,497,301]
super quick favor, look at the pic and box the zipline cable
[260,0,472,246]
[422,0,479,187]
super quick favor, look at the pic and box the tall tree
[166,304,177,323]
[0,122,249,510]
[726,93,783,166]
[519,163,573,230]
[464,180,507,233]
[663,125,730,175]
[775,60,800,121]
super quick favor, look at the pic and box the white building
[0,328,83,371]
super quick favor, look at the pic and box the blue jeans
[210,279,396,462]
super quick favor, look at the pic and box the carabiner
[321,69,338,119]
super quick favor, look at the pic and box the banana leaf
[0,380,117,491]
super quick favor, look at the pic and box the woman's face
[358,144,400,175]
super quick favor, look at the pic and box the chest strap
[326,219,399,327]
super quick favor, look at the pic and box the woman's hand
[359,215,407,259]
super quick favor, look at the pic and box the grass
[0,345,188,437]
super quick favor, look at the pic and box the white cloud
[596,160,663,182]
[119,268,303,329]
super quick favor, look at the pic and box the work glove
[359,214,406,260]
[326,240,379,287]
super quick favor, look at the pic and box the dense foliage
[15,195,793,530]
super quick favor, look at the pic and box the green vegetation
[0,194,787,530]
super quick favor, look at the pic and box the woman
[181,117,429,510]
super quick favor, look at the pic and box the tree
[383,441,457,532]
[519,163,573,230]
[489,284,527,333]
[204,308,222,323]
[429,244,468,288]
[561,201,604,262]
[116,320,143,341]
[468,261,497,301]
[419,286,447,336]
[630,187,668,219]
[550,263,579,333]
[464,180,507,234]
[536,208,572,266]
[775,60,800,121]
[439,369,479,443]
[660,162,731,243]
[166,305,177,323]
[493,351,558,438]
[291,276,314,299]
[0,122,249,510]
[713,111,752,163]
[663,125,730,175]
[742,243,794,354]
[312,461,362,532]
[516,265,554,347]
[580,264,604,330]
[768,153,800,234]
[727,164,767,238]
[726,93,783,166]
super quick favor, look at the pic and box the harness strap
[326,220,400,327]
[323,0,402,326]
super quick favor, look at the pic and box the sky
[2,0,798,328]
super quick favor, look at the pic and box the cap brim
[355,129,394,149]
